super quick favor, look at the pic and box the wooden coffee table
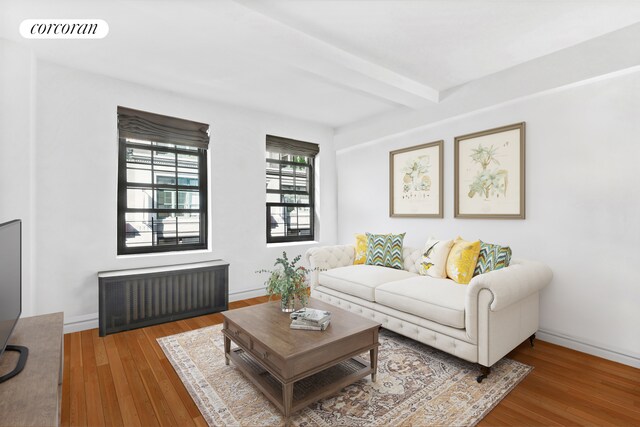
[222,298,380,417]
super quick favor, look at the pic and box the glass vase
[281,297,295,312]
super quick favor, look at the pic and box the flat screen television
[0,219,28,383]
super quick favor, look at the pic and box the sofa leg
[529,333,536,348]
[476,365,491,383]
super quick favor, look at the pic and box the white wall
[4,38,637,366]
[336,71,640,366]
[0,40,36,316]
[31,60,336,329]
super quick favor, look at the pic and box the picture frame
[454,122,525,219]
[389,140,443,218]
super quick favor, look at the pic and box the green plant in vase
[257,252,309,312]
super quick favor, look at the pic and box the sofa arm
[466,258,553,312]
[305,245,355,287]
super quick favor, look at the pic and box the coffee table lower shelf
[228,347,373,416]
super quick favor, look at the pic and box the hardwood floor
[61,296,640,426]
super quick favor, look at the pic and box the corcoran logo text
[20,19,109,39]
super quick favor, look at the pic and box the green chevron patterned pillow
[365,232,405,269]
[473,241,512,276]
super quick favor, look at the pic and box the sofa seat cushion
[318,265,417,302]
[375,277,467,328]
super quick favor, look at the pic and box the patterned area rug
[158,324,531,426]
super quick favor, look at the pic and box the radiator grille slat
[99,261,229,336]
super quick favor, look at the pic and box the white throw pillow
[415,238,454,278]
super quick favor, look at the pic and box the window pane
[266,158,310,206]
[156,215,177,246]
[290,206,312,234]
[126,147,152,164]
[178,191,199,209]
[153,168,176,185]
[155,175,176,186]
[268,206,286,238]
[124,212,154,248]
[268,205,312,239]
[155,190,176,209]
[125,213,203,248]
[153,151,175,167]
[156,214,201,245]
[177,153,198,169]
[177,214,201,243]
[281,172,294,190]
[177,172,199,186]
[127,166,151,184]
[281,163,294,174]
[152,164,175,174]
[127,188,153,209]
[126,213,200,247]
[296,174,309,193]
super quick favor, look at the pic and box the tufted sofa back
[305,244,423,286]
[403,247,422,273]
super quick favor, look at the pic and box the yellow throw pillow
[446,237,481,284]
[354,233,367,265]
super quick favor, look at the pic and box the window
[117,107,209,254]
[266,135,319,243]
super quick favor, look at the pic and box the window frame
[266,144,317,244]
[117,138,208,255]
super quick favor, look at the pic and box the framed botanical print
[454,122,525,219]
[389,140,443,218]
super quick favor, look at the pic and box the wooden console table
[0,312,64,427]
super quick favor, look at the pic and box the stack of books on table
[289,308,331,331]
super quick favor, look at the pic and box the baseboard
[229,287,267,302]
[537,328,640,368]
[63,287,268,334]
[64,313,99,334]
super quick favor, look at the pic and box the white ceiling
[2,0,640,127]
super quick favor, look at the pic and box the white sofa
[305,244,552,381]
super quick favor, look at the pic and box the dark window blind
[118,106,209,149]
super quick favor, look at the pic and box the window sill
[267,241,318,248]
[116,248,212,259]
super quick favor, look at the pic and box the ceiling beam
[231,0,440,107]
[334,23,640,151]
